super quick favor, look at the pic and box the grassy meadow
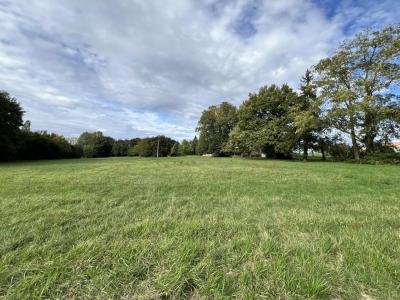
[0,156,399,299]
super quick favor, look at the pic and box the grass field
[0,157,399,299]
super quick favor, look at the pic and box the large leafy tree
[0,91,24,160]
[196,102,237,155]
[315,25,400,158]
[227,84,298,158]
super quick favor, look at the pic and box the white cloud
[0,0,398,140]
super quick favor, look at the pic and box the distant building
[392,141,400,152]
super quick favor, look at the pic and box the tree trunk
[364,112,377,154]
[363,92,377,154]
[364,134,375,154]
[348,113,360,160]
[303,143,308,161]
[350,125,360,160]
[321,147,326,161]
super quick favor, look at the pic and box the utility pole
[157,136,160,159]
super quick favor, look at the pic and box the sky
[0,0,399,140]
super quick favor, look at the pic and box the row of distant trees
[196,25,400,161]
[0,96,198,161]
[75,132,198,158]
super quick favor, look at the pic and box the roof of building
[393,141,400,148]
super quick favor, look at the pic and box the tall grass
[0,157,399,299]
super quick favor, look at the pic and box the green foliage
[326,143,353,160]
[0,91,80,161]
[180,139,192,155]
[170,142,181,156]
[315,25,400,158]
[18,131,82,160]
[130,139,153,157]
[127,145,140,156]
[1,157,400,298]
[360,151,400,164]
[129,136,177,157]
[197,102,237,155]
[292,70,325,160]
[227,84,298,158]
[112,139,140,156]
[191,136,198,155]
[180,137,198,155]
[0,91,24,160]
[77,132,114,158]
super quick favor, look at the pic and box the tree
[77,131,114,158]
[18,131,82,160]
[154,136,176,157]
[227,84,298,158]
[191,136,198,155]
[0,91,24,160]
[315,25,400,158]
[224,126,254,156]
[170,142,180,156]
[112,139,140,156]
[130,139,153,157]
[292,70,324,160]
[180,139,193,155]
[128,136,177,157]
[196,102,237,155]
[179,137,199,156]
[112,140,127,156]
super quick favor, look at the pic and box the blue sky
[0,0,398,140]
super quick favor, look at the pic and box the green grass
[0,157,399,299]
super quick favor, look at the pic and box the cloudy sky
[0,0,398,140]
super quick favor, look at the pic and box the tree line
[76,134,199,158]
[0,98,201,161]
[0,92,200,161]
[196,25,400,161]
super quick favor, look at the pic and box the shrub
[360,152,400,165]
